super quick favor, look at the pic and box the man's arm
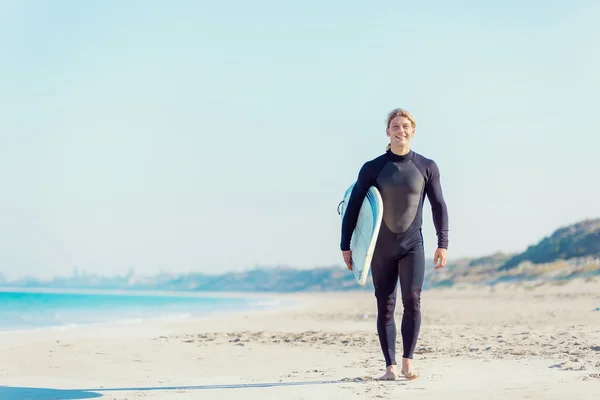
[340,162,373,251]
[425,160,449,249]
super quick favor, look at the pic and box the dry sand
[1,279,600,399]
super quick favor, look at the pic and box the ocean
[0,288,279,332]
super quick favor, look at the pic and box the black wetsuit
[340,149,449,366]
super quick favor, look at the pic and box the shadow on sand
[0,380,345,399]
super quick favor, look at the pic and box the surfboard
[337,184,384,286]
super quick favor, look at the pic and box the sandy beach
[1,280,599,400]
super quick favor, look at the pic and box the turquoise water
[0,289,274,332]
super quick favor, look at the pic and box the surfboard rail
[338,184,384,286]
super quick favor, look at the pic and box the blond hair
[385,108,416,151]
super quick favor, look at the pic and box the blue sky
[1,0,599,279]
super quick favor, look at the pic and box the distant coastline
[0,286,286,298]
[1,218,598,293]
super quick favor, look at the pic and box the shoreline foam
[0,289,298,336]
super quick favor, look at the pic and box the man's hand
[433,248,448,270]
[342,250,353,271]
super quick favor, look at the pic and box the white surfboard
[337,184,384,286]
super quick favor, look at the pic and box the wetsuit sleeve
[425,161,449,249]
[340,162,373,251]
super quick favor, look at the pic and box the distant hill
[2,265,373,293]
[2,218,599,292]
[501,218,600,270]
[425,218,600,287]
[153,266,367,292]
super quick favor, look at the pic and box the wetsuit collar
[386,149,414,163]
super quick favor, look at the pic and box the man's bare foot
[378,365,398,380]
[401,358,418,380]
